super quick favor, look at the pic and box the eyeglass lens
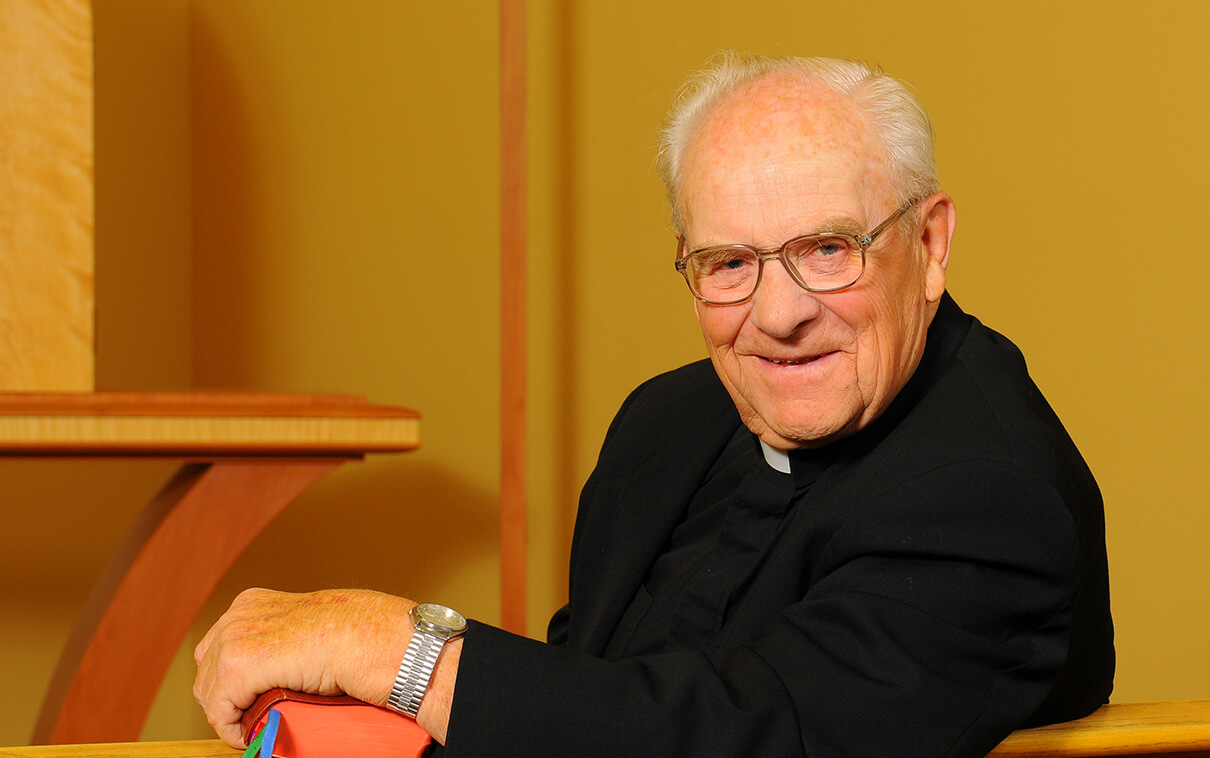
[686,235,862,303]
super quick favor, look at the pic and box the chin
[753,414,855,450]
[757,398,860,446]
[726,382,860,448]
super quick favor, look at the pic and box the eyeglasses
[674,199,919,305]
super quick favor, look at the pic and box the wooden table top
[0,392,420,457]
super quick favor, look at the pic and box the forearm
[442,623,802,757]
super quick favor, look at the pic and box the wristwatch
[387,603,468,718]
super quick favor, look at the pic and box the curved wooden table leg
[33,459,343,745]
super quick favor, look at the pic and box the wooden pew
[0,740,235,757]
[1,701,1208,756]
[990,700,1210,757]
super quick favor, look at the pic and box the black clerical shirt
[604,427,832,660]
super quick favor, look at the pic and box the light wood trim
[0,740,237,757]
[499,0,528,636]
[0,392,401,415]
[0,0,95,391]
[0,392,420,457]
[990,701,1210,757]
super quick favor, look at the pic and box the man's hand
[192,588,418,747]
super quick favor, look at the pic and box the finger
[193,615,228,705]
[197,647,264,748]
[194,624,214,665]
[193,650,216,709]
[206,697,247,749]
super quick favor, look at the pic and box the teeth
[769,356,818,365]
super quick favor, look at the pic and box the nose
[748,258,822,339]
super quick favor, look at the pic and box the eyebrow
[808,215,864,237]
[688,214,865,252]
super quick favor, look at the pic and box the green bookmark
[240,726,265,758]
[242,708,281,758]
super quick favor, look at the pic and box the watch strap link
[387,628,443,718]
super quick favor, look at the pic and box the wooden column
[499,0,528,635]
[0,0,95,391]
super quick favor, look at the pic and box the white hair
[658,51,939,235]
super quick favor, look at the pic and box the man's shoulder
[918,298,1051,431]
[626,359,727,405]
[594,359,739,467]
[614,359,735,429]
[897,298,1095,497]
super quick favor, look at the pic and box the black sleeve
[439,459,1084,758]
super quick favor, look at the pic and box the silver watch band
[387,627,444,718]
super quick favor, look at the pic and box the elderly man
[195,53,1113,756]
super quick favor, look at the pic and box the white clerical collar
[759,439,792,474]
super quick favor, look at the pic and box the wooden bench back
[990,701,1210,757]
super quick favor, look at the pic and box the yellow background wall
[1,0,1207,745]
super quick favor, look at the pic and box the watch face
[415,603,467,632]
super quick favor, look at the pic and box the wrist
[417,635,462,745]
[386,603,467,719]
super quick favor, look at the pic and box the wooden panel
[0,0,95,391]
[991,701,1210,757]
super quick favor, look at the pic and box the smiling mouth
[764,354,824,366]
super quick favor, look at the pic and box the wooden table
[0,392,419,745]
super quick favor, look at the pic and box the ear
[918,192,956,303]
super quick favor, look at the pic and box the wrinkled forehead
[680,74,892,234]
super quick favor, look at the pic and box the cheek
[852,257,929,338]
[857,300,909,364]
[695,302,745,351]
[848,290,931,391]
[827,291,909,375]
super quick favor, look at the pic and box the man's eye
[785,236,850,261]
[697,249,756,276]
[812,237,850,257]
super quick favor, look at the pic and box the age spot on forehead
[681,72,894,234]
[698,74,881,157]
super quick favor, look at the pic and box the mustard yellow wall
[2,0,1208,746]
[528,0,1210,707]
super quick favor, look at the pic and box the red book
[241,688,432,758]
